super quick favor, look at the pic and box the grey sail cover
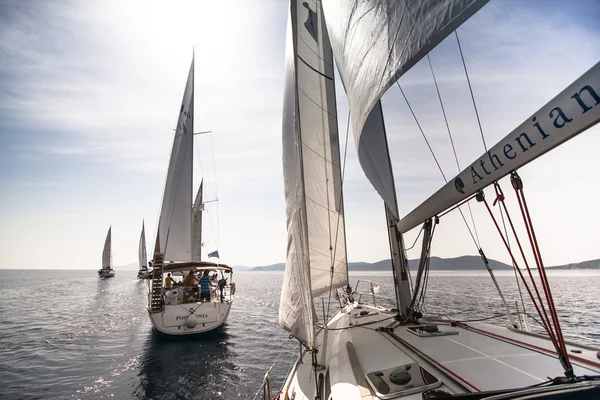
[192,180,203,262]
[322,0,488,217]
[280,0,348,349]
[102,226,112,270]
[157,60,194,262]
[398,62,600,233]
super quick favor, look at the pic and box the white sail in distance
[139,221,147,270]
[322,0,488,218]
[192,180,203,262]
[398,62,600,233]
[156,60,194,262]
[279,0,348,348]
[102,226,112,270]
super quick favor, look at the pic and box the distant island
[114,256,599,272]
[236,256,600,272]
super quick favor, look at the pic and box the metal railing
[353,280,381,307]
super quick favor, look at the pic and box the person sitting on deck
[199,270,211,302]
[165,273,174,289]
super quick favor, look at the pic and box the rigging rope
[478,179,574,378]
[427,55,483,248]
[325,110,352,323]
[455,30,488,152]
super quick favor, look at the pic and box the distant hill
[242,255,514,272]
[546,258,600,270]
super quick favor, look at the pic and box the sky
[0,0,598,270]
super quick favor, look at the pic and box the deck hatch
[365,363,441,398]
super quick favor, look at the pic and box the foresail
[156,60,194,261]
[102,227,111,270]
[192,180,203,262]
[139,221,147,270]
[279,0,348,348]
[322,0,488,215]
[398,62,600,233]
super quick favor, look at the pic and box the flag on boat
[208,250,219,258]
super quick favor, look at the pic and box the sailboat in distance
[137,221,151,279]
[98,226,115,278]
[146,56,235,335]
[261,0,600,399]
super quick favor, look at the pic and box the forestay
[102,227,112,270]
[192,180,204,262]
[139,222,147,270]
[156,60,194,262]
[280,0,348,349]
[398,62,600,233]
[322,0,488,217]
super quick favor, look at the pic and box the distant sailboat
[146,57,235,335]
[137,221,151,279]
[98,226,115,278]
[257,1,600,399]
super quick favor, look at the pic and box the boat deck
[282,305,600,400]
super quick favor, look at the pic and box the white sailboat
[137,221,151,279]
[98,226,115,278]
[262,1,600,399]
[146,57,234,335]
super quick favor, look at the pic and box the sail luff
[156,60,194,262]
[398,62,600,233]
[322,0,488,214]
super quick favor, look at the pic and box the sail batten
[156,61,195,262]
[322,0,488,214]
[280,0,348,349]
[398,62,600,233]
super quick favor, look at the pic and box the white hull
[279,303,600,400]
[98,270,115,278]
[147,298,232,335]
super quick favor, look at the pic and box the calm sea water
[0,269,598,399]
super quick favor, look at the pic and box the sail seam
[297,55,334,81]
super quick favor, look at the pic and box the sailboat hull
[137,271,152,279]
[147,299,232,335]
[278,303,600,400]
[98,270,115,278]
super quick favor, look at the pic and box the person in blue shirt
[199,270,211,302]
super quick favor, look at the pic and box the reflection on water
[136,329,235,399]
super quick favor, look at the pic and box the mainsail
[280,0,348,348]
[102,226,112,270]
[139,221,147,270]
[192,180,204,262]
[398,63,600,233]
[322,0,488,217]
[156,60,195,262]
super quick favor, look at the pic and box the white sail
[139,221,147,270]
[102,226,112,270]
[156,60,194,262]
[398,62,600,233]
[279,0,348,348]
[322,0,488,215]
[192,180,203,262]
